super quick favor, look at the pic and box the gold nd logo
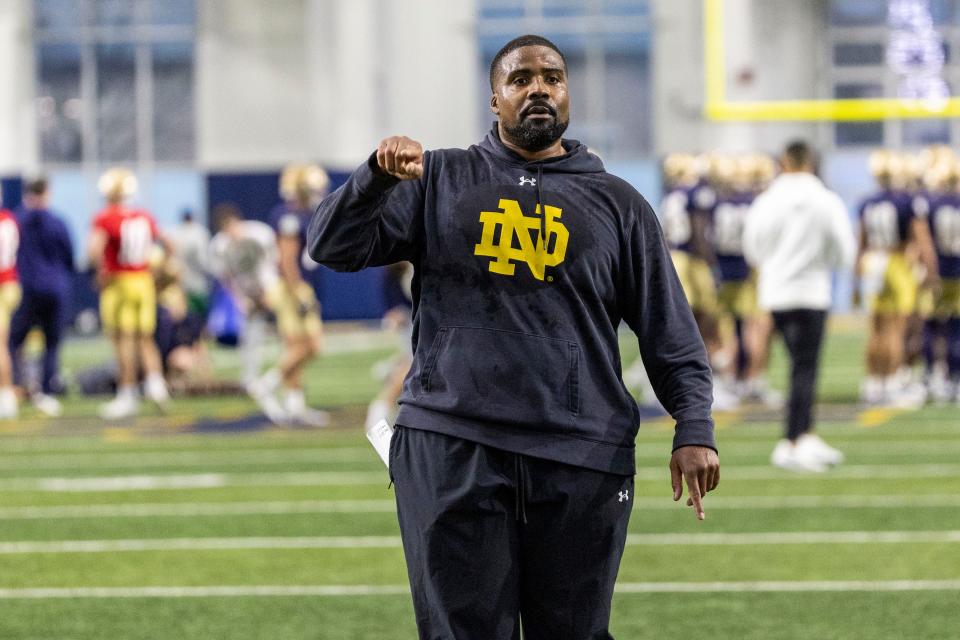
[473,198,569,281]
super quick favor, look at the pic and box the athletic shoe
[796,433,844,466]
[32,393,63,418]
[289,407,330,428]
[99,394,139,420]
[712,382,740,412]
[144,375,170,410]
[770,439,827,473]
[886,383,926,410]
[739,378,785,409]
[860,377,885,405]
[246,380,286,424]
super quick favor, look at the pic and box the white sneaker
[284,389,328,428]
[32,393,63,418]
[886,383,926,410]
[144,375,170,408]
[740,378,785,409]
[771,439,827,473]
[290,407,330,428]
[796,433,844,466]
[860,377,885,405]
[713,383,740,412]
[246,381,287,424]
[99,394,139,420]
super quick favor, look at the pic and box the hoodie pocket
[417,326,580,426]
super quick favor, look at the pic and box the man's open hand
[669,446,720,521]
[376,136,424,180]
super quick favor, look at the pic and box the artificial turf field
[0,318,958,639]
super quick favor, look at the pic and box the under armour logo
[618,490,629,503]
[474,198,569,281]
[519,176,537,186]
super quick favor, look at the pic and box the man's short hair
[24,176,49,196]
[213,202,243,230]
[783,140,816,170]
[489,34,566,91]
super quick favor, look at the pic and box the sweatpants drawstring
[514,454,528,524]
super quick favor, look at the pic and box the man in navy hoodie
[10,177,75,416]
[309,35,719,639]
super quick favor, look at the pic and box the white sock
[118,385,139,401]
[259,369,282,392]
[241,313,266,386]
[284,388,305,415]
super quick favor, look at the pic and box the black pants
[390,426,633,640]
[772,309,828,441]
[9,289,69,395]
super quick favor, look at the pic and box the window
[477,0,652,160]
[33,0,197,165]
[828,0,960,147]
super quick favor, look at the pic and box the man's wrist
[672,419,717,453]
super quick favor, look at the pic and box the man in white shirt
[744,141,856,472]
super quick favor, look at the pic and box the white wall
[0,0,37,175]
[196,0,316,170]
[652,0,825,155]
[198,0,479,171]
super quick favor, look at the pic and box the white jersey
[208,221,279,299]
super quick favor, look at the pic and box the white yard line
[0,471,391,492]
[614,580,960,593]
[1,530,959,554]
[0,580,958,599]
[2,462,960,492]
[4,494,960,520]
[0,500,399,519]
[0,448,374,471]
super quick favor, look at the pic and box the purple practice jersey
[858,190,918,251]
[269,202,311,248]
[711,192,753,282]
[924,193,960,279]
[661,182,716,253]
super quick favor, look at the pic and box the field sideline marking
[4,494,960,520]
[2,530,960,554]
[0,580,959,599]
[3,462,960,492]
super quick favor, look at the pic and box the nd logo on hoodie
[473,198,569,281]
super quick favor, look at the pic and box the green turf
[0,319,957,638]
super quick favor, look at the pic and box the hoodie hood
[478,122,605,174]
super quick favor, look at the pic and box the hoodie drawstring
[536,164,545,260]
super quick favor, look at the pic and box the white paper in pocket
[366,418,395,468]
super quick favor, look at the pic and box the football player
[855,151,939,406]
[0,195,20,418]
[919,156,960,402]
[88,168,170,419]
[258,164,329,426]
[660,152,737,410]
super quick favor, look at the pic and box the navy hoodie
[14,207,75,296]
[308,126,715,475]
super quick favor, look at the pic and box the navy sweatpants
[390,425,633,640]
[9,289,69,394]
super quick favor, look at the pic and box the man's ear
[490,94,499,116]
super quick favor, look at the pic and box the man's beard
[502,115,569,153]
